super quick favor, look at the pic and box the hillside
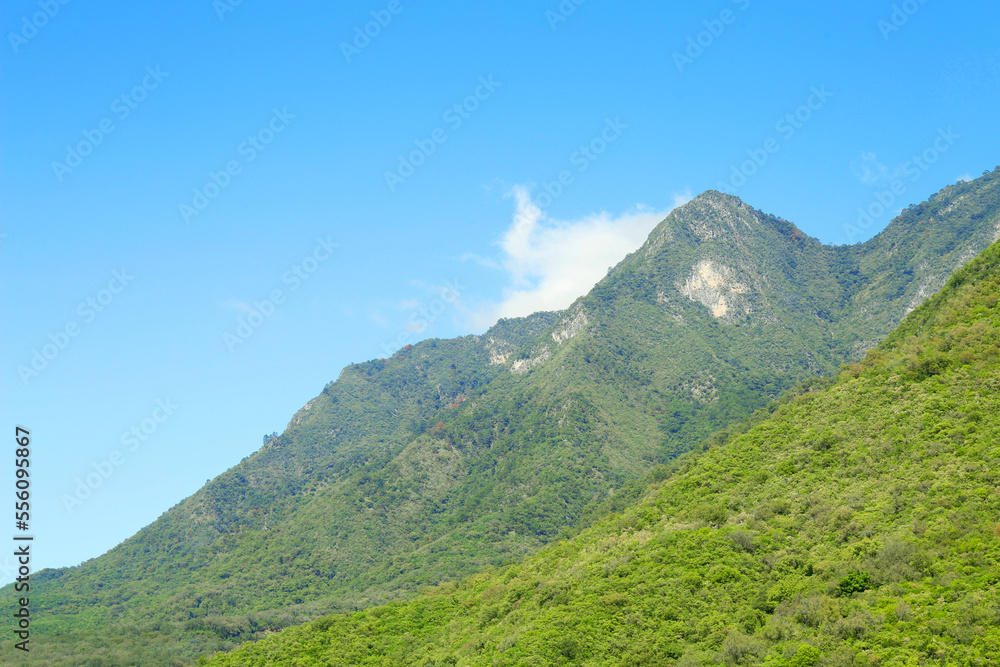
[8,169,1000,665]
[206,239,1000,666]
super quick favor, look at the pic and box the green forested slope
[7,169,1000,665]
[208,239,1000,666]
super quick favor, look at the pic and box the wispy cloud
[851,151,904,187]
[459,252,501,270]
[467,186,691,330]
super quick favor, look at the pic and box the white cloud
[852,151,904,186]
[467,186,691,330]
[956,173,973,183]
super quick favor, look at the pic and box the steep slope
[9,168,1000,665]
[207,239,1000,666]
[840,174,1000,353]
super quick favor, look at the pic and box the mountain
[9,168,1000,665]
[205,234,1000,666]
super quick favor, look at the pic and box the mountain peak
[10,171,1000,665]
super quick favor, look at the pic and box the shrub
[912,350,951,378]
[600,593,628,607]
[680,573,703,592]
[811,431,838,450]
[788,596,825,628]
[766,576,805,608]
[787,644,821,667]
[726,530,757,553]
[719,631,764,665]
[695,504,730,526]
[761,615,796,642]
[709,565,740,584]
[770,498,792,515]
[837,570,872,597]
[832,610,878,639]
[869,539,918,583]
[554,634,581,659]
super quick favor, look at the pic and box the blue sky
[1,0,998,580]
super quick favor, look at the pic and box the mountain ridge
[9,168,1000,666]
[205,234,1000,667]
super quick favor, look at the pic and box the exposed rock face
[510,346,552,374]
[678,259,751,321]
[286,400,315,429]
[903,273,939,318]
[485,337,513,365]
[685,373,718,403]
[551,308,588,344]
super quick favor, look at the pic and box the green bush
[837,570,872,597]
[786,644,820,667]
[695,504,730,526]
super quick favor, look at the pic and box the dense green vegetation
[207,239,1000,666]
[5,169,999,665]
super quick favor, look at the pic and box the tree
[837,570,872,596]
